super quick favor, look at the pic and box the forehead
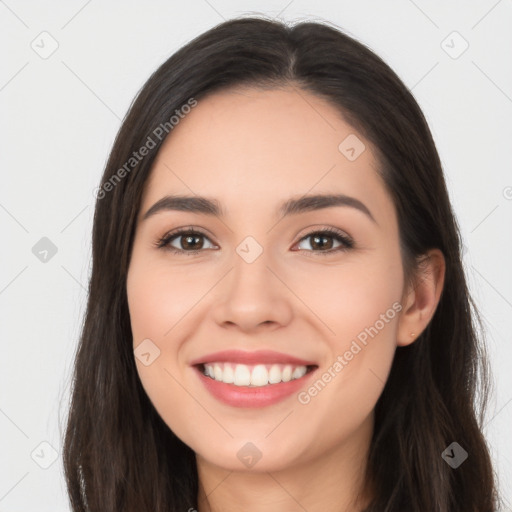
[141,86,394,224]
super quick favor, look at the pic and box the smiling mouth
[197,362,318,387]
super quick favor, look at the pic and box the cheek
[288,250,404,342]
[291,254,403,418]
[127,261,199,434]
[126,255,213,401]
[127,259,207,344]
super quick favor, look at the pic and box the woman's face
[127,86,407,472]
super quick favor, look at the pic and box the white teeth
[292,366,307,379]
[282,365,293,382]
[234,364,251,386]
[250,365,268,387]
[202,362,310,386]
[223,363,234,384]
[213,363,223,381]
[268,364,281,384]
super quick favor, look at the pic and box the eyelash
[154,226,354,256]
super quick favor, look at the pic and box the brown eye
[309,234,335,250]
[178,233,205,250]
[295,229,354,254]
[156,229,216,253]
[156,227,353,256]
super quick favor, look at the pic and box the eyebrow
[142,193,377,224]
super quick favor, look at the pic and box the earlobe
[396,249,446,347]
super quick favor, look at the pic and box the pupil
[183,234,202,250]
[312,235,332,250]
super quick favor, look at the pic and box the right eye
[155,228,217,254]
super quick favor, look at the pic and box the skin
[126,86,445,512]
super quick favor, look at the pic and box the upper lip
[190,350,317,367]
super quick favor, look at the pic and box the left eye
[295,230,353,253]
[157,230,216,252]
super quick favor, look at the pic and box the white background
[1,1,511,510]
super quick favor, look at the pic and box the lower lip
[194,366,317,408]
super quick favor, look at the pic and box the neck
[196,412,374,512]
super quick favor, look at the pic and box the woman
[63,16,499,511]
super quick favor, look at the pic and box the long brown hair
[62,16,500,511]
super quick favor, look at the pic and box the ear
[396,249,446,347]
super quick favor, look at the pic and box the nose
[211,247,294,333]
